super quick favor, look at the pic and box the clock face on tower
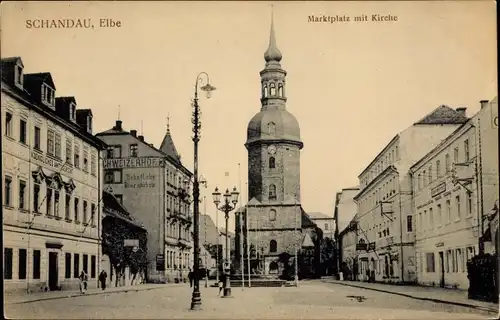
[268,145,277,155]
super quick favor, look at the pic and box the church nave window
[270,83,276,96]
[269,209,276,221]
[269,157,276,169]
[269,240,277,253]
[269,184,277,200]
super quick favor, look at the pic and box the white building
[353,105,468,283]
[96,119,193,283]
[308,212,335,240]
[410,98,499,289]
[2,57,106,293]
[335,187,359,278]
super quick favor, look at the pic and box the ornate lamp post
[212,186,239,298]
[190,72,215,311]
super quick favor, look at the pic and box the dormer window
[42,84,55,107]
[86,115,93,134]
[15,64,23,88]
[69,103,76,122]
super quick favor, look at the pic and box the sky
[1,1,497,231]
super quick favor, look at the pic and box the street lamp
[212,186,239,298]
[190,72,215,311]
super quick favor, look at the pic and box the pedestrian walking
[218,274,225,296]
[79,270,88,294]
[188,268,194,288]
[99,269,108,290]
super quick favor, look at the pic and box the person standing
[99,270,108,290]
[188,268,194,288]
[218,273,225,296]
[79,270,88,294]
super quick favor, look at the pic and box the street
[5,280,496,319]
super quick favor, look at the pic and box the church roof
[301,207,317,229]
[246,108,302,147]
[308,212,332,220]
[264,9,282,64]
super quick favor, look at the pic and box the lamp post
[212,186,239,298]
[190,72,216,311]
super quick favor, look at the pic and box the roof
[301,207,317,228]
[102,191,146,230]
[414,105,469,125]
[246,108,302,148]
[159,125,181,165]
[308,212,333,220]
[24,72,56,90]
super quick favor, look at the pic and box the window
[407,215,413,232]
[54,133,61,158]
[83,200,88,224]
[129,144,138,157]
[268,208,277,221]
[269,184,277,200]
[429,208,434,229]
[446,200,451,223]
[263,85,268,98]
[33,183,40,212]
[66,139,72,164]
[18,249,27,279]
[91,154,97,175]
[91,203,96,225]
[65,194,71,219]
[19,119,27,144]
[15,64,23,86]
[464,140,469,162]
[74,198,79,222]
[74,144,80,168]
[83,148,88,172]
[65,253,71,278]
[46,187,53,215]
[467,192,473,216]
[456,249,464,273]
[423,170,427,186]
[428,166,432,183]
[33,250,41,279]
[47,129,55,155]
[4,248,13,279]
[426,253,435,273]
[324,223,329,230]
[105,169,122,183]
[106,146,114,158]
[436,160,441,178]
[268,122,276,136]
[73,253,80,278]
[417,174,422,190]
[4,176,12,207]
[34,126,41,150]
[445,154,450,173]
[91,255,96,278]
[54,190,60,217]
[453,147,459,164]
[270,83,276,96]
[19,179,26,209]
[269,157,276,169]
[83,254,88,273]
[270,240,277,253]
[455,195,461,220]
[437,204,442,225]
[5,112,13,137]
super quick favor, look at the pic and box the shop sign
[32,152,73,174]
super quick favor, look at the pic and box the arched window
[269,157,276,169]
[270,83,276,96]
[278,83,283,97]
[263,85,268,98]
[268,122,276,136]
[269,184,277,200]
[269,209,277,221]
[270,240,277,253]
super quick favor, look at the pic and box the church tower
[246,12,303,203]
[244,11,307,276]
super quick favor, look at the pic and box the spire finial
[264,4,282,63]
[140,120,143,135]
[166,113,171,134]
[118,105,121,120]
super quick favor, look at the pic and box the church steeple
[264,8,282,64]
[260,7,287,110]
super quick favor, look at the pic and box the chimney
[115,120,123,131]
[138,135,144,142]
[130,130,137,137]
[480,100,489,109]
[455,107,467,117]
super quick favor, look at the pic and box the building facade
[243,15,319,277]
[410,98,499,289]
[352,105,468,283]
[96,120,192,283]
[335,187,359,277]
[2,57,106,293]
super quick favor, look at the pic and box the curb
[6,285,177,305]
[324,280,497,314]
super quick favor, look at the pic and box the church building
[241,14,320,278]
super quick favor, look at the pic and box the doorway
[438,251,445,288]
[48,252,59,291]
